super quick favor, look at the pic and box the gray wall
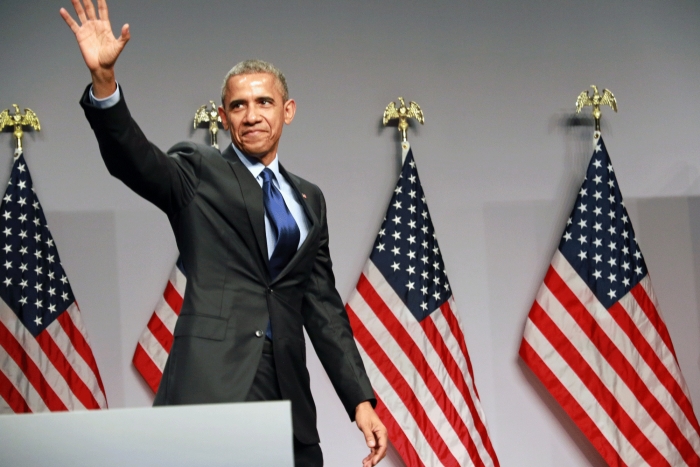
[2,1,699,465]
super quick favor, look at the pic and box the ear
[218,106,229,130]
[283,99,296,125]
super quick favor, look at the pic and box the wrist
[355,400,372,415]
[90,68,117,98]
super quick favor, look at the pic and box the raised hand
[60,0,130,97]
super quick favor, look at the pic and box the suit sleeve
[301,189,376,422]
[79,84,200,216]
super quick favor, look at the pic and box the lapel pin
[302,193,307,199]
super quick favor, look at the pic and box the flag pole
[575,85,618,136]
[382,97,424,163]
[0,104,41,153]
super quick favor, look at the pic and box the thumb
[362,425,377,448]
[118,23,130,45]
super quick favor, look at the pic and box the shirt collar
[231,143,281,183]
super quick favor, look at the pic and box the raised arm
[60,0,130,97]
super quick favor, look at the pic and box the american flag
[346,146,499,467]
[0,150,107,412]
[132,259,185,393]
[520,136,700,465]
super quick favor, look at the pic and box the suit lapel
[222,145,270,275]
[273,164,321,284]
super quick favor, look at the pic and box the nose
[243,106,261,124]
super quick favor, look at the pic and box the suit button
[255,330,263,338]
[267,288,273,294]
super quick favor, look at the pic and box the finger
[71,0,88,24]
[59,8,81,34]
[97,0,109,21]
[362,428,376,449]
[82,0,98,20]
[371,428,388,464]
[117,23,130,45]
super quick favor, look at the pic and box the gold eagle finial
[575,85,617,133]
[383,97,424,142]
[0,104,41,152]
[194,101,222,149]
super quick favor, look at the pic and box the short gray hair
[221,59,289,104]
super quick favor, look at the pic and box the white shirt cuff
[89,85,120,109]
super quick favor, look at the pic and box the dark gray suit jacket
[80,86,375,444]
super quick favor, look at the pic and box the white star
[61,292,69,301]
[444,283,450,291]
[407,235,416,244]
[593,175,602,184]
[3,227,11,237]
[635,266,643,275]
[593,253,602,263]
[393,200,402,210]
[19,230,27,239]
[46,238,54,248]
[621,246,629,255]
[421,226,428,234]
[607,163,614,173]
[35,266,43,275]
[607,257,616,267]
[634,251,642,260]
[392,231,401,241]
[18,163,26,173]
[420,302,428,311]
[593,206,602,216]
[408,205,416,215]
[378,229,386,237]
[48,287,56,296]
[34,316,42,326]
[19,263,27,272]
[406,281,415,291]
[392,246,400,256]
[622,230,629,240]
[409,160,415,168]
[608,210,616,220]
[578,250,587,260]
[579,188,588,197]
[432,247,440,256]
[433,261,440,270]
[563,232,572,241]
[622,261,630,271]
[19,296,28,305]
[48,304,56,313]
[34,250,42,260]
[594,144,602,153]
[48,271,54,280]
[421,286,428,295]
[390,262,400,272]
[3,277,11,286]
[18,213,27,223]
[608,241,617,251]
[622,214,629,224]
[607,289,616,299]
[567,217,572,225]
[593,158,602,167]
[19,246,27,255]
[17,180,27,189]
[408,174,416,184]
[18,197,27,206]
[608,272,617,283]
[408,220,416,229]
[593,222,602,232]
[34,233,41,242]
[2,244,11,254]
[622,277,630,287]
[578,219,587,229]
[394,186,403,195]
[421,255,428,264]
[392,215,401,225]
[593,238,602,248]
[32,201,39,210]
[608,226,616,235]
[578,203,588,213]
[592,270,602,279]
[608,194,616,204]
[421,211,428,219]
[407,251,416,260]
[593,191,602,200]
[3,260,11,270]
[408,190,416,199]
[608,179,615,189]
[375,243,385,252]
[421,271,429,280]
[432,291,441,300]
[20,279,27,289]
[578,234,587,245]
[35,299,43,309]
[33,218,41,227]
[406,265,416,275]
[2,211,10,221]
[2,194,10,203]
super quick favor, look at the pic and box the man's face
[218,73,295,165]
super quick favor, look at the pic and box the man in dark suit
[60,1,387,466]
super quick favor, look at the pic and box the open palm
[60,0,129,74]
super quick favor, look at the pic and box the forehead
[224,73,283,102]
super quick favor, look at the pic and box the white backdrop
[1,1,699,465]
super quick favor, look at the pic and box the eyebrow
[227,96,275,110]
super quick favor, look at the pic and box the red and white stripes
[348,260,499,467]
[0,300,107,413]
[520,249,700,466]
[132,263,185,393]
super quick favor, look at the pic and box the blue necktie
[261,168,300,338]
